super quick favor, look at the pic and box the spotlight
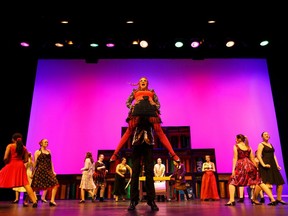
[260,40,269,46]
[106,43,115,48]
[90,43,99,47]
[20,42,30,47]
[140,40,148,48]
[175,41,184,48]
[226,40,235,47]
[191,41,200,48]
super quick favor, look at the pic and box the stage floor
[0,198,287,216]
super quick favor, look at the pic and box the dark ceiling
[6,3,282,59]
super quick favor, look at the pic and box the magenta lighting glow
[26,58,287,195]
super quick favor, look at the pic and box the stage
[0,198,287,216]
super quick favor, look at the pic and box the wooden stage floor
[0,198,287,216]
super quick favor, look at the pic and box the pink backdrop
[26,58,286,194]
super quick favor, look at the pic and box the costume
[154,160,166,201]
[13,158,34,193]
[113,163,130,199]
[111,88,179,162]
[170,162,190,200]
[129,139,157,209]
[31,151,59,190]
[0,145,29,188]
[229,145,261,186]
[79,158,96,191]
[154,163,165,178]
[200,162,220,200]
[93,160,107,201]
[258,143,285,185]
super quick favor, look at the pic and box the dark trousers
[130,144,155,202]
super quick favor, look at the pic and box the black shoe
[268,201,278,206]
[12,200,19,204]
[32,202,38,208]
[91,195,96,202]
[23,202,29,207]
[225,201,236,206]
[147,200,159,211]
[237,198,244,203]
[276,200,287,205]
[128,201,138,211]
[260,198,265,203]
[99,197,104,202]
[49,201,57,207]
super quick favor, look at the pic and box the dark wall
[0,50,37,200]
[267,54,288,177]
[0,50,287,201]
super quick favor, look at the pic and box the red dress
[0,144,29,188]
[200,163,220,200]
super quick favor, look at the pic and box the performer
[257,131,286,205]
[154,158,165,178]
[110,77,180,163]
[12,152,36,205]
[79,152,96,203]
[93,154,108,202]
[31,138,59,207]
[127,124,159,211]
[154,157,166,201]
[170,160,191,201]
[225,134,277,206]
[249,150,265,203]
[112,157,132,201]
[200,155,220,201]
[0,133,38,208]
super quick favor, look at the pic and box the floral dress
[229,145,261,186]
[79,158,96,190]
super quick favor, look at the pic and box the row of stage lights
[18,18,270,51]
[19,38,270,50]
